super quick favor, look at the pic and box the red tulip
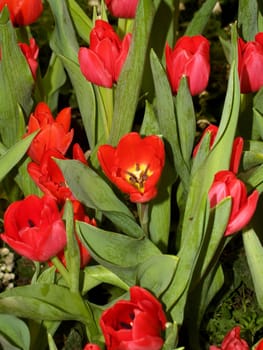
[27,144,87,203]
[97,132,165,203]
[165,35,210,95]
[209,171,259,236]
[105,0,138,18]
[100,286,167,350]
[78,20,132,88]
[0,195,66,262]
[25,102,74,164]
[255,339,263,350]
[193,124,244,174]
[210,326,249,350]
[83,345,101,350]
[19,38,39,79]
[27,149,73,203]
[0,0,43,26]
[238,33,263,93]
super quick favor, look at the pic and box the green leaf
[175,76,196,175]
[0,14,33,146]
[82,265,129,295]
[137,254,179,297]
[0,284,95,324]
[109,0,160,145]
[57,159,145,238]
[185,0,218,36]
[150,50,185,185]
[0,314,30,350]
[41,53,67,112]
[237,0,259,41]
[76,221,161,286]
[68,0,93,44]
[63,199,80,293]
[0,131,38,182]
[243,228,263,310]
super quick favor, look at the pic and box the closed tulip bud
[165,35,210,95]
[209,171,259,236]
[78,20,131,88]
[0,0,43,26]
[105,0,138,18]
[238,33,263,93]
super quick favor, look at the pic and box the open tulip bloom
[1,1,263,350]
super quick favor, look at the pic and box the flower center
[28,219,36,227]
[118,312,135,330]
[125,163,153,193]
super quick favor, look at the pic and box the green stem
[99,86,114,134]
[137,203,149,236]
[51,256,70,286]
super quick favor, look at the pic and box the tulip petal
[78,47,113,87]
[225,190,259,236]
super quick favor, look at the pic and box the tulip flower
[238,33,263,93]
[255,339,263,350]
[165,35,210,95]
[27,144,87,203]
[83,345,101,350]
[209,171,259,236]
[78,20,132,88]
[210,326,249,350]
[0,195,66,262]
[97,132,165,203]
[105,0,138,18]
[193,124,244,174]
[100,286,167,350]
[25,102,74,164]
[0,0,43,26]
[19,38,39,79]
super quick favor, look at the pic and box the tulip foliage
[0,0,263,349]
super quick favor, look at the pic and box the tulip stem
[51,256,70,286]
[138,203,149,236]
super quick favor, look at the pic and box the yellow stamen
[125,163,153,193]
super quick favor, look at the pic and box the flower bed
[1,0,263,349]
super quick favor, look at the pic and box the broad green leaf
[57,159,145,238]
[47,0,103,149]
[185,0,218,36]
[0,9,33,146]
[58,55,98,149]
[242,140,263,170]
[237,0,259,41]
[140,101,160,136]
[0,132,38,182]
[0,284,100,341]
[47,0,79,62]
[0,314,30,350]
[82,265,129,295]
[150,50,185,185]
[76,221,161,286]
[196,197,231,280]
[109,0,160,145]
[243,228,263,310]
[175,76,196,174]
[63,199,80,293]
[183,264,224,350]
[41,53,67,112]
[68,0,93,44]
[137,254,179,297]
